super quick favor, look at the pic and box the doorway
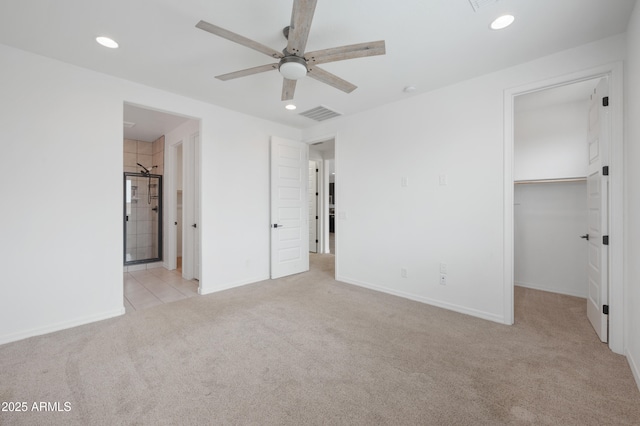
[513,78,600,298]
[504,63,624,354]
[308,138,335,255]
[123,103,201,283]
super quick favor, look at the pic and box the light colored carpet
[1,254,639,425]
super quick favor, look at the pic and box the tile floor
[123,267,199,313]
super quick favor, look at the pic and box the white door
[192,133,201,280]
[586,78,609,342]
[182,133,200,281]
[271,137,309,279]
[308,161,318,253]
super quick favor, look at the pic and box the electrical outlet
[439,174,448,186]
[401,176,409,187]
[401,268,407,278]
[440,262,447,274]
[440,274,447,285]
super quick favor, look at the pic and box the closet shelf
[514,177,586,185]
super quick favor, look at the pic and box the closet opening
[513,77,607,339]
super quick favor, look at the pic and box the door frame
[503,62,624,354]
[309,159,320,253]
[165,128,201,285]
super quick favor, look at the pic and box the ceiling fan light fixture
[279,56,308,80]
[490,14,515,30]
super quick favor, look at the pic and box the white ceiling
[124,103,192,141]
[0,0,636,130]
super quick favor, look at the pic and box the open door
[586,78,609,342]
[270,137,309,279]
[309,161,318,253]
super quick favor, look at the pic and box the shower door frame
[123,172,163,266]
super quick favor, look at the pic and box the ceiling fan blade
[216,63,279,81]
[287,0,317,56]
[305,40,386,65]
[196,20,283,59]
[282,79,297,101]
[307,66,357,94]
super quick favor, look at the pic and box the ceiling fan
[195,0,386,101]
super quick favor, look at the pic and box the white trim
[0,308,125,346]
[503,62,625,353]
[515,282,586,299]
[198,275,270,295]
[627,349,640,393]
[338,276,505,324]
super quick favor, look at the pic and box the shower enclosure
[124,172,162,265]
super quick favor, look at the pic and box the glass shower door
[124,173,162,265]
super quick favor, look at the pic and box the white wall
[514,182,587,297]
[514,101,589,181]
[302,35,626,324]
[624,2,640,390]
[0,43,300,344]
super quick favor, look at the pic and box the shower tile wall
[124,136,164,174]
[124,137,164,263]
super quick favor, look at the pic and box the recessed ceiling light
[404,86,417,93]
[96,36,119,49]
[285,104,297,110]
[490,14,515,30]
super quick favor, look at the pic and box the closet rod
[514,177,587,185]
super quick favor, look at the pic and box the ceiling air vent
[299,106,342,122]
[468,0,499,12]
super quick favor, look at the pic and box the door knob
[192,223,197,228]
[580,234,589,240]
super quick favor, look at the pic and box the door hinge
[602,96,609,107]
[316,192,319,196]
[316,215,318,220]
[316,169,319,173]
[316,239,318,243]
[603,166,609,176]
[603,235,609,245]
[603,305,609,315]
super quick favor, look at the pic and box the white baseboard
[515,281,587,299]
[0,307,125,346]
[199,274,270,295]
[627,349,640,392]
[337,275,506,325]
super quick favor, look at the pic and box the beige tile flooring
[123,267,199,313]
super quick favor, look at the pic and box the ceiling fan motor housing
[278,55,308,80]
